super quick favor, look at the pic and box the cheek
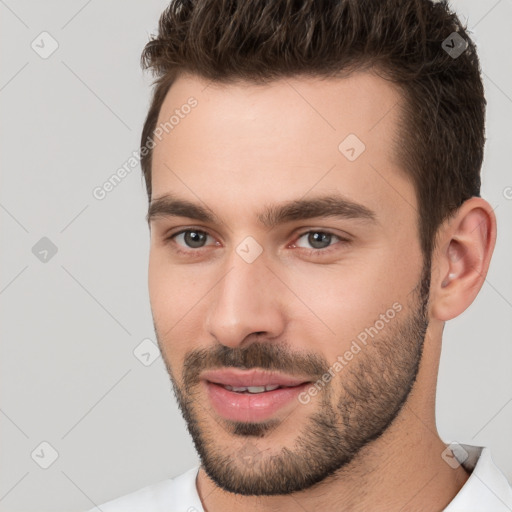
[285,253,414,351]
[148,253,193,334]
[148,253,212,356]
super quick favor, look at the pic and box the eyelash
[165,228,350,258]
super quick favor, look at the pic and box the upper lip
[201,368,311,388]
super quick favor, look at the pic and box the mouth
[220,384,295,393]
[200,369,312,423]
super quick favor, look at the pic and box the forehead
[151,71,416,229]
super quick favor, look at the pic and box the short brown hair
[140,0,485,260]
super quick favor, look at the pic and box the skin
[147,71,496,511]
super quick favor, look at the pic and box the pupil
[309,232,331,249]
[185,231,206,248]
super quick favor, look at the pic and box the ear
[430,197,497,321]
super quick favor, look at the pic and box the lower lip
[205,381,310,423]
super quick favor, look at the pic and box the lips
[201,368,312,422]
[201,368,310,388]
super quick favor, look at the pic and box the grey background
[0,1,511,511]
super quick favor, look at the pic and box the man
[90,0,512,510]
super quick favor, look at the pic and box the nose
[205,250,286,348]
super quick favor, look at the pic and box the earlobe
[430,198,497,321]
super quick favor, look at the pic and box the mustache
[182,342,329,389]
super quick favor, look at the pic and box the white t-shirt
[88,445,512,511]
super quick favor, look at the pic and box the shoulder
[87,466,202,512]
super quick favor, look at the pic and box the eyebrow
[147,193,377,228]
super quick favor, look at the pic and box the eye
[171,229,216,249]
[294,231,343,251]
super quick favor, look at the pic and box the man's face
[148,72,430,495]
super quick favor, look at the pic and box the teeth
[224,384,281,393]
[247,386,266,393]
